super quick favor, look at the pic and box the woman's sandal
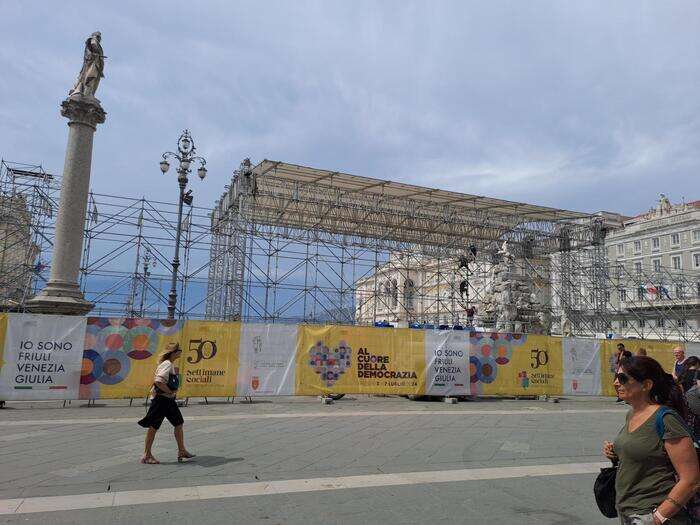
[177,451,196,463]
[140,455,160,464]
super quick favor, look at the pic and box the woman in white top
[137,343,195,464]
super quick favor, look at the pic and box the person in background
[672,347,687,381]
[636,348,648,357]
[678,357,700,393]
[603,356,699,524]
[614,345,633,403]
[137,343,195,464]
[677,357,700,439]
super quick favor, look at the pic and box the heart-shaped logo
[308,340,352,387]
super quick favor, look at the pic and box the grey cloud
[0,0,698,216]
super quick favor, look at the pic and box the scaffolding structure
[204,160,699,342]
[0,157,697,342]
[0,160,58,309]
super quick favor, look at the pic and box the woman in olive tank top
[602,356,699,524]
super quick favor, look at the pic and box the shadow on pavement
[160,455,244,467]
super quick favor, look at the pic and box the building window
[694,253,700,269]
[694,230,700,243]
[619,289,627,302]
[676,284,685,299]
[634,241,641,253]
[671,233,680,245]
[658,317,665,328]
[653,259,661,272]
[639,318,646,328]
[404,279,415,310]
[605,291,611,303]
[634,262,642,274]
[621,319,628,329]
[678,318,686,328]
[652,237,660,250]
[637,287,645,300]
[697,282,700,298]
[617,244,624,255]
[672,256,682,270]
[615,264,623,280]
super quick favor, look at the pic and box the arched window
[404,278,415,310]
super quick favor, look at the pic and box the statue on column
[69,32,106,97]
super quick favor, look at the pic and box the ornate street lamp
[160,130,206,319]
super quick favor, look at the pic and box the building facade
[354,197,700,341]
[604,195,700,339]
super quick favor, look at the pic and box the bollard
[444,397,458,404]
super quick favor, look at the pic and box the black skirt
[138,395,184,430]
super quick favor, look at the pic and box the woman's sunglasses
[615,373,631,385]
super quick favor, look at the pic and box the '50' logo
[187,339,218,364]
[530,349,549,369]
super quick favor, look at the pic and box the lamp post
[159,130,206,319]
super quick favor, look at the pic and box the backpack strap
[655,406,697,445]
[655,406,672,439]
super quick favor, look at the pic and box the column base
[26,281,94,315]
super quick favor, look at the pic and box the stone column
[27,94,106,314]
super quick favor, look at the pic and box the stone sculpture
[477,244,546,333]
[69,32,105,97]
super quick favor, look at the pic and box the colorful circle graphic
[98,325,129,352]
[477,356,498,383]
[98,350,131,385]
[125,326,158,360]
[469,356,481,384]
[80,349,103,385]
[156,319,182,336]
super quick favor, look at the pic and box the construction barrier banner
[296,325,425,395]
[562,338,602,396]
[80,318,184,400]
[600,339,681,397]
[424,330,470,396]
[0,313,694,401]
[471,333,563,396]
[0,314,86,400]
[178,321,240,398]
[237,323,297,396]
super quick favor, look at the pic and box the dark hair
[620,356,688,419]
[621,350,633,359]
[617,343,626,350]
[678,357,700,393]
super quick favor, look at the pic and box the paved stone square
[0,396,625,524]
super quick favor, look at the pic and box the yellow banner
[600,339,683,397]
[178,321,240,397]
[80,318,184,399]
[296,325,425,395]
[473,333,563,396]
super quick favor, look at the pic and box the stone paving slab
[0,396,623,523]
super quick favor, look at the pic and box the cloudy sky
[1,1,699,216]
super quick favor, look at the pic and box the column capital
[61,94,106,129]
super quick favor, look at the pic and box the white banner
[424,330,470,396]
[562,337,601,396]
[0,314,86,400]
[236,323,297,396]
